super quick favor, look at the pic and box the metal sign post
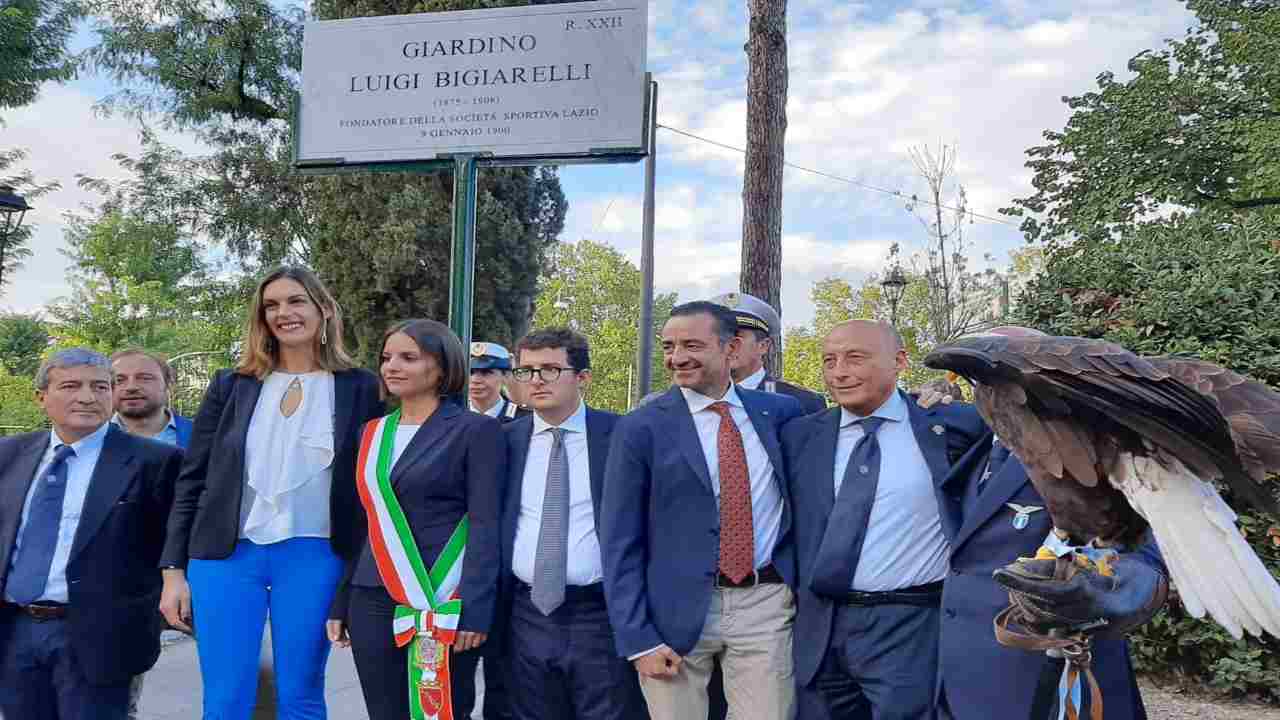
[448,154,480,354]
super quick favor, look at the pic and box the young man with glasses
[499,327,645,720]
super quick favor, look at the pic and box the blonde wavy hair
[236,266,356,379]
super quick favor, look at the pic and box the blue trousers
[0,610,131,720]
[506,584,646,720]
[187,538,343,720]
[814,604,937,720]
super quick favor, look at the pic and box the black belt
[514,581,606,604]
[835,580,944,607]
[2,601,68,621]
[715,563,783,589]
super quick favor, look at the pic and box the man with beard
[110,350,193,450]
[602,301,804,720]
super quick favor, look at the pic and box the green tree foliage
[530,240,675,413]
[782,274,943,396]
[85,0,569,359]
[1003,0,1280,244]
[49,145,245,355]
[0,312,49,376]
[0,0,79,110]
[0,147,59,297]
[1016,211,1280,699]
[0,368,44,433]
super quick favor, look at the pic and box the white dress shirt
[6,422,110,604]
[240,371,335,544]
[512,400,601,586]
[834,390,950,591]
[681,384,782,572]
[738,367,767,391]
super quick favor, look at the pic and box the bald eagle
[924,333,1280,639]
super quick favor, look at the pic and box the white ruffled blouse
[239,371,336,544]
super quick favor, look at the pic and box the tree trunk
[741,0,788,374]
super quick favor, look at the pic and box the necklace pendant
[280,377,304,418]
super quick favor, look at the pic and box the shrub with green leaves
[1017,211,1280,700]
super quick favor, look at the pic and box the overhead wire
[656,123,1018,227]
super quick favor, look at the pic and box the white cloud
[1,84,204,313]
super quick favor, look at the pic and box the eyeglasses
[512,366,576,383]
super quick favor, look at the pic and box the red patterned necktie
[709,401,755,583]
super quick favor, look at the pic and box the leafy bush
[1017,211,1280,700]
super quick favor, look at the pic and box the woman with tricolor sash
[326,318,506,720]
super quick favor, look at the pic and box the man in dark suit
[710,291,826,415]
[500,327,646,720]
[0,348,183,720]
[601,301,804,720]
[783,320,984,720]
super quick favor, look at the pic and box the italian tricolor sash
[356,410,468,720]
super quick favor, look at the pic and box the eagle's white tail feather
[1117,454,1280,640]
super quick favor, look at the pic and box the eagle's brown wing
[1146,357,1280,485]
[925,335,1279,517]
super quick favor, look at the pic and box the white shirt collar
[739,367,767,391]
[839,389,906,429]
[51,420,111,454]
[533,398,588,435]
[680,383,744,415]
[471,398,501,418]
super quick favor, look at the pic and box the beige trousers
[639,583,796,720]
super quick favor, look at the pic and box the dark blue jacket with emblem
[936,429,1164,720]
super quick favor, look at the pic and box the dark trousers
[815,604,939,720]
[347,584,489,720]
[0,610,131,720]
[507,584,646,720]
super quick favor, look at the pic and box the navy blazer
[498,407,619,645]
[600,385,804,658]
[340,403,506,634]
[783,391,986,687]
[161,368,383,569]
[0,426,183,685]
[937,433,1162,720]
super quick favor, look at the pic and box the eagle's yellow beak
[946,371,959,384]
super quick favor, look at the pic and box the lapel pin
[1005,503,1044,531]
[931,424,945,435]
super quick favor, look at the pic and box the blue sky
[3,0,1194,331]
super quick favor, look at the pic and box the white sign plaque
[297,0,648,165]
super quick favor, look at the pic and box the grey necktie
[532,427,570,615]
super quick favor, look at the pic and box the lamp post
[0,184,32,245]
[880,264,908,327]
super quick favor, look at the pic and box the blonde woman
[159,267,383,719]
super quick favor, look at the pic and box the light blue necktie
[8,444,77,604]
[810,418,885,596]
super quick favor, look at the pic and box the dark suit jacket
[601,386,804,658]
[0,425,183,685]
[762,374,827,415]
[160,368,383,569]
[494,396,533,424]
[937,434,1162,720]
[498,407,619,648]
[783,391,986,687]
[339,403,506,633]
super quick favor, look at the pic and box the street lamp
[0,184,32,245]
[880,264,908,327]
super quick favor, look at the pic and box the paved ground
[137,631,488,720]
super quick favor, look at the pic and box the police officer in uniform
[469,341,532,424]
[709,292,826,415]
